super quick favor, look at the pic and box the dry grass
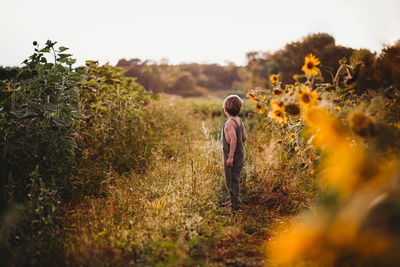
[61,96,317,266]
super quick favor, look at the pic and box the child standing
[222,95,247,211]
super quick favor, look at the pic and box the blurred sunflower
[270,74,278,84]
[335,106,341,112]
[256,104,267,114]
[290,133,296,139]
[302,53,320,76]
[5,85,11,92]
[269,106,287,124]
[297,86,319,107]
[285,103,301,116]
[246,92,259,102]
[271,99,284,110]
[273,89,283,97]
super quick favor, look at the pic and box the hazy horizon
[2,0,400,67]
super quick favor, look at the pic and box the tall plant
[0,40,81,264]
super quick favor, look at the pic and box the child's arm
[242,124,247,142]
[226,121,237,168]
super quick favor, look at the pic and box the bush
[0,40,81,264]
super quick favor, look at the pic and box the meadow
[1,39,400,266]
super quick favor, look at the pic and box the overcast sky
[1,0,400,67]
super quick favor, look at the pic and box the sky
[1,0,400,67]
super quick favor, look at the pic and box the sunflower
[273,89,283,97]
[270,74,278,84]
[290,133,296,139]
[285,103,301,116]
[335,106,341,112]
[5,85,11,92]
[246,92,259,102]
[268,106,287,124]
[301,53,320,76]
[256,104,267,114]
[297,86,319,107]
[271,99,284,110]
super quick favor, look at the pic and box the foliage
[245,33,400,95]
[0,40,80,265]
[246,52,400,265]
[72,61,154,197]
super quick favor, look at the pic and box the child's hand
[226,157,233,168]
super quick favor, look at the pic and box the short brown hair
[223,95,243,116]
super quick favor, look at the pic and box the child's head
[223,95,243,116]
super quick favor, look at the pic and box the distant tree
[246,33,354,87]
[375,42,400,89]
[168,71,199,96]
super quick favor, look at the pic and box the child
[222,95,247,211]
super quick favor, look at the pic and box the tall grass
[62,96,317,266]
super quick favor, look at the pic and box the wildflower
[301,53,320,76]
[246,92,259,102]
[270,74,278,84]
[297,86,319,107]
[290,133,295,139]
[348,112,377,137]
[273,89,283,97]
[263,94,267,100]
[285,103,301,116]
[5,85,11,92]
[335,106,341,112]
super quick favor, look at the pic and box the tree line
[117,33,400,96]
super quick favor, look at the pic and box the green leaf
[40,47,50,53]
[59,46,69,52]
[58,53,72,59]
[42,103,57,112]
[68,59,77,65]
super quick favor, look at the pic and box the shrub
[0,40,81,264]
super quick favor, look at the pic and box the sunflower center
[302,93,311,103]
[307,62,314,69]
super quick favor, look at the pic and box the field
[1,40,400,266]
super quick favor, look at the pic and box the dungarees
[222,118,245,210]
